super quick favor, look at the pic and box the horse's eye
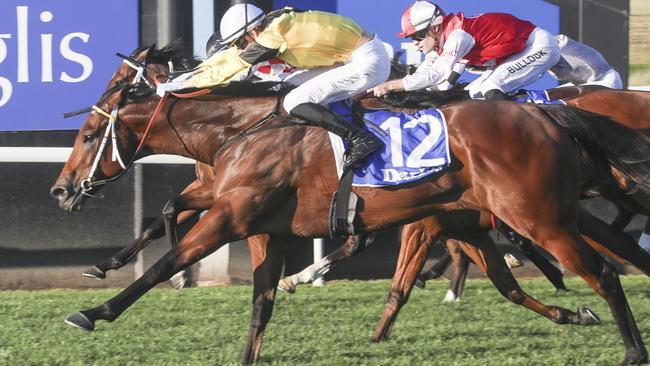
[83,134,95,144]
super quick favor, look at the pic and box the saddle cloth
[515,89,567,105]
[328,101,451,187]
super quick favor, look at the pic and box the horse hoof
[620,350,648,366]
[277,278,296,294]
[414,277,426,289]
[577,306,601,326]
[504,253,523,268]
[441,289,460,303]
[64,312,95,331]
[82,266,106,280]
[170,271,187,290]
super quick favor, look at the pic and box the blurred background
[0,0,645,289]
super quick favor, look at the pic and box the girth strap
[329,167,358,237]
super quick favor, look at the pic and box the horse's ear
[392,50,404,64]
[134,44,156,63]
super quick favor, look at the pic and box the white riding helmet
[219,3,266,44]
[396,1,445,38]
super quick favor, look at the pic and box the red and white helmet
[396,1,445,38]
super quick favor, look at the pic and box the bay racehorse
[50,45,650,364]
[377,86,650,307]
[278,85,650,340]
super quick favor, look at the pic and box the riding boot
[290,102,383,169]
[484,89,508,101]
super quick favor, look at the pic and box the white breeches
[467,28,561,98]
[282,34,391,112]
[556,68,623,89]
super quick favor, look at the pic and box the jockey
[370,1,561,100]
[204,31,296,82]
[158,4,391,170]
[549,34,622,89]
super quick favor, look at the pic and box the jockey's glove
[155,78,187,97]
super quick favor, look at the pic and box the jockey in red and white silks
[370,1,561,101]
[550,34,622,89]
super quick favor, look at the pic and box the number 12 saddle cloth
[327,101,451,187]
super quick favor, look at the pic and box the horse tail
[536,104,650,191]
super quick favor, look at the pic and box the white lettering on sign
[0,6,93,107]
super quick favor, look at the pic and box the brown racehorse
[380,86,650,302]
[365,85,650,343]
[50,45,650,365]
[279,85,650,340]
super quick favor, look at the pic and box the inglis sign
[0,2,138,131]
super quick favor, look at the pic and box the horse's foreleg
[536,228,647,365]
[498,224,568,291]
[455,234,599,326]
[415,250,451,289]
[277,232,377,293]
[84,179,210,280]
[610,206,635,232]
[83,215,168,279]
[578,207,650,276]
[162,180,214,252]
[65,203,240,332]
[372,218,440,342]
[241,234,289,365]
[443,239,470,302]
[161,182,215,289]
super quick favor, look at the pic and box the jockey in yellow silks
[158,4,391,169]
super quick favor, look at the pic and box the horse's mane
[379,84,470,109]
[210,81,295,97]
[377,56,472,109]
[137,39,202,71]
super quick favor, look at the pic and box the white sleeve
[401,29,475,91]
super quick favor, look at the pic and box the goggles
[410,28,429,42]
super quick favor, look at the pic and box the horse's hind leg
[578,206,650,276]
[454,233,599,326]
[534,227,647,364]
[442,239,470,302]
[242,234,289,365]
[372,218,440,342]
[277,232,377,293]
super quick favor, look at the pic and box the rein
[212,97,299,160]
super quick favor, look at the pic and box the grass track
[1,276,650,365]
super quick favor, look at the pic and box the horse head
[50,42,195,211]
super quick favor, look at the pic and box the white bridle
[81,59,158,194]
[81,105,126,193]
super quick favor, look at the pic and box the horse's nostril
[50,186,68,200]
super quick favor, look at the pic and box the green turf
[1,276,649,365]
